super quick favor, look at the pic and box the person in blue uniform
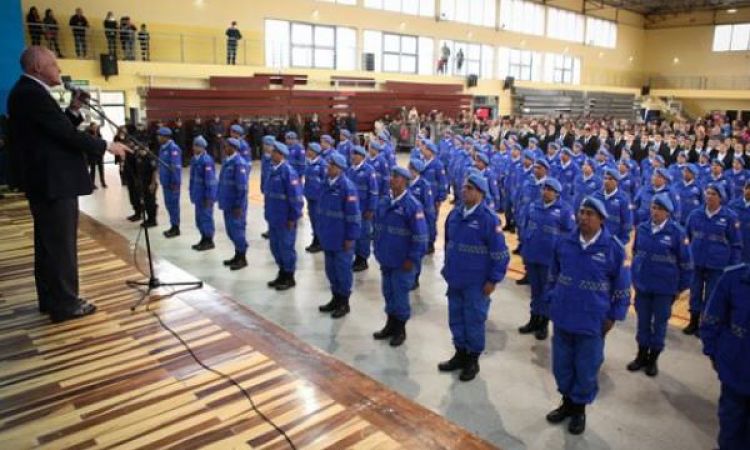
[617,159,639,202]
[518,178,575,340]
[684,182,743,335]
[407,158,435,290]
[634,168,681,226]
[265,141,304,290]
[337,129,353,161]
[373,166,429,346]
[474,152,502,213]
[707,159,734,202]
[157,126,183,238]
[438,173,509,382]
[367,140,390,198]
[555,147,580,207]
[572,159,601,212]
[259,135,275,240]
[320,134,335,161]
[628,194,693,376]
[727,156,748,201]
[303,142,328,253]
[420,141,448,253]
[700,262,750,450]
[347,146,379,272]
[677,164,704,226]
[544,196,631,435]
[592,168,633,244]
[217,137,249,270]
[229,124,250,161]
[316,152,361,319]
[188,135,217,251]
[728,179,750,263]
[285,131,306,182]
[502,144,523,232]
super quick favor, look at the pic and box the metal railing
[648,75,750,91]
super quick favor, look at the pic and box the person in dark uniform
[137,24,150,61]
[103,12,118,56]
[27,7,44,46]
[7,47,129,322]
[136,145,159,228]
[69,8,89,58]
[43,9,62,58]
[225,21,242,65]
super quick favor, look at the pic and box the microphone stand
[73,90,203,311]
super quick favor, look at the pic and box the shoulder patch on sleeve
[415,211,424,219]
[496,224,503,234]
[291,179,299,185]
[347,195,357,202]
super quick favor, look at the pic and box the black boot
[191,237,206,250]
[515,275,530,285]
[534,317,549,340]
[331,295,350,318]
[305,237,322,253]
[518,314,539,334]
[275,271,296,291]
[127,212,141,222]
[683,312,700,335]
[567,403,586,435]
[438,348,466,372]
[352,255,368,272]
[410,278,420,291]
[373,315,395,340]
[229,253,247,270]
[626,346,649,372]
[426,243,435,255]
[267,270,282,286]
[142,218,157,228]
[223,253,239,266]
[389,319,406,347]
[261,230,269,239]
[644,349,661,377]
[546,396,572,424]
[459,352,480,381]
[163,225,180,238]
[512,246,522,255]
[319,294,339,313]
[192,237,215,251]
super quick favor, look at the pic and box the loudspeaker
[466,74,478,88]
[641,85,651,96]
[100,53,118,78]
[129,107,139,125]
[362,53,375,71]
[503,76,515,91]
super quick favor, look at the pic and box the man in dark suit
[580,126,600,157]
[7,47,129,323]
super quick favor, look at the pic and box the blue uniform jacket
[368,154,391,198]
[189,152,217,204]
[217,154,249,211]
[546,227,631,336]
[288,143,306,178]
[441,204,509,289]
[552,161,580,205]
[264,162,304,226]
[634,185,681,225]
[158,140,182,188]
[317,175,361,251]
[728,198,750,263]
[408,176,436,221]
[303,157,328,201]
[422,158,448,203]
[727,169,748,200]
[572,174,602,211]
[521,198,576,266]
[374,192,428,269]
[479,168,502,212]
[632,219,693,295]
[336,140,352,161]
[346,162,379,214]
[706,174,734,201]
[686,207,743,269]
[237,138,250,161]
[701,263,750,394]
[592,189,634,243]
[676,181,703,225]
[260,153,272,194]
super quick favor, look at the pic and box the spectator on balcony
[138,24,150,61]
[27,7,43,46]
[104,12,118,56]
[69,8,89,58]
[43,9,62,58]
[119,16,137,61]
[438,43,450,74]
[226,21,242,65]
[455,48,464,72]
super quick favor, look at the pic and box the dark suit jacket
[581,135,600,157]
[7,76,106,201]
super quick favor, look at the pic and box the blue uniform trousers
[552,327,605,405]
[163,188,180,227]
[355,218,372,259]
[194,204,214,238]
[222,210,247,253]
[527,263,550,317]
[270,226,297,272]
[718,383,750,450]
[428,215,438,247]
[447,286,491,354]
[307,199,319,238]
[324,249,354,296]
[690,266,723,314]
[381,267,416,322]
[634,291,673,351]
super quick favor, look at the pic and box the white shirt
[352,161,364,171]
[579,228,602,250]
[272,160,285,170]
[604,188,618,200]
[226,152,237,162]
[463,203,480,218]
[706,206,721,219]
[328,175,340,186]
[651,219,668,234]
[409,175,421,187]
[391,189,407,206]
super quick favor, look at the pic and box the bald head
[20,46,61,86]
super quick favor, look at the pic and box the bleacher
[512,88,637,119]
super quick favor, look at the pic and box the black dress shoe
[352,256,368,272]
[389,319,406,347]
[518,314,539,334]
[319,296,339,313]
[192,239,215,251]
[546,397,572,424]
[331,303,350,319]
[373,315,394,339]
[229,255,247,271]
[127,213,142,222]
[163,226,180,238]
[142,219,157,228]
[275,272,296,291]
[438,348,466,372]
[261,231,270,239]
[223,254,239,266]
[534,318,549,340]
[426,244,435,255]
[568,405,586,435]
[50,302,97,323]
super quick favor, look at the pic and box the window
[383,32,418,73]
[543,53,581,85]
[713,23,750,51]
[264,19,355,70]
[547,7,584,43]
[364,0,435,17]
[585,17,617,48]
[317,0,357,4]
[499,0,544,35]
[498,47,542,81]
[438,40,493,78]
[440,0,496,28]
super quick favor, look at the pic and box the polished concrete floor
[78,162,720,450]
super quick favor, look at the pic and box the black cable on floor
[130,227,297,449]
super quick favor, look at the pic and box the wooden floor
[0,198,495,450]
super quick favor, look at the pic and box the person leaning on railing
[26,7,43,46]
[103,12,118,56]
[68,8,89,58]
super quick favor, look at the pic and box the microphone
[62,80,96,103]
